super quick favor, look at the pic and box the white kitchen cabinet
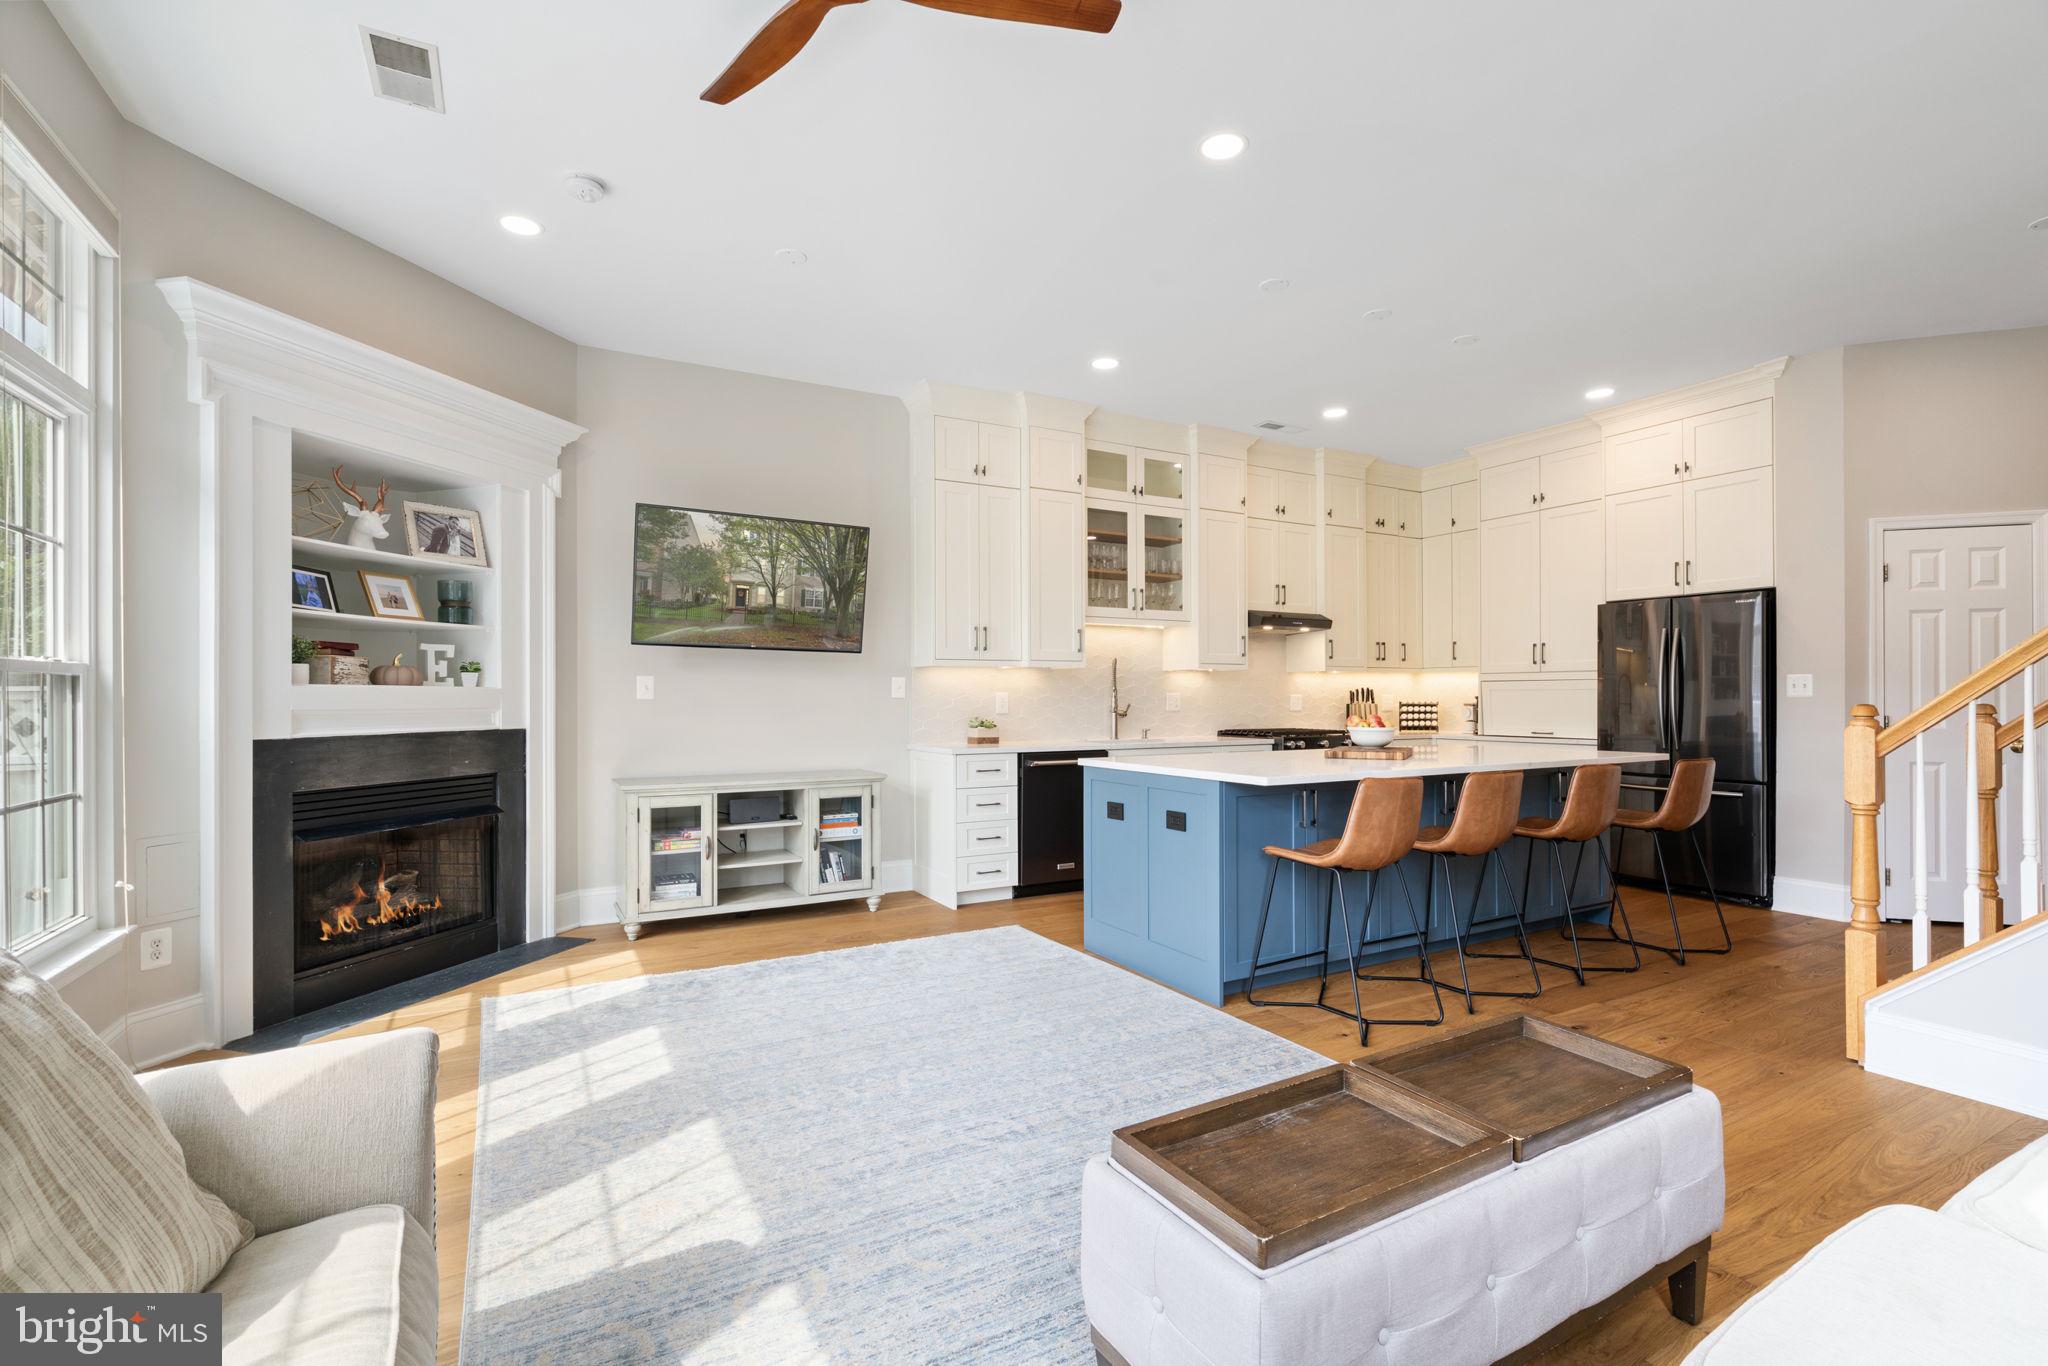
[1604,421,1684,496]
[1194,510,1248,666]
[1324,525,1369,667]
[1683,466,1774,593]
[1087,441,1185,506]
[1478,512,1542,673]
[1085,503,1187,621]
[1687,399,1773,480]
[1029,428,1086,492]
[1200,452,1247,513]
[1363,486,1421,536]
[1423,528,1481,669]
[1247,517,1315,612]
[935,416,1021,485]
[1358,533,1420,665]
[1026,488,1085,664]
[932,480,1021,662]
[1606,484,1687,600]
[1423,482,1480,538]
[1481,448,1601,519]
[1325,474,1366,528]
[1537,502,1604,672]
[1481,679,1597,740]
[1247,466,1315,524]
[1452,481,1479,530]
[1479,458,1540,520]
[1396,535,1421,664]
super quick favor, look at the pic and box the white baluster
[1964,698,1981,947]
[2025,663,2041,922]
[1912,733,1930,970]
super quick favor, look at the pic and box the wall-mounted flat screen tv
[631,503,869,653]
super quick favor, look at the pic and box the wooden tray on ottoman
[1359,1014,1691,1161]
[1110,1063,1512,1269]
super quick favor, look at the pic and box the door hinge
[1884,867,1892,887]
[1882,562,1890,582]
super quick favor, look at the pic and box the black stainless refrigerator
[1598,589,1775,905]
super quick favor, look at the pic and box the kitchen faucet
[1110,657,1132,740]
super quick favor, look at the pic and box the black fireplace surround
[253,729,525,1028]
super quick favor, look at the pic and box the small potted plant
[291,634,316,686]
[966,715,1000,746]
[458,660,483,688]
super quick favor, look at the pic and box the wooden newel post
[1976,703,2005,941]
[1845,704,1884,1062]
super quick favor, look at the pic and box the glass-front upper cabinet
[1084,441,1186,507]
[1084,505,1186,620]
[638,793,713,912]
[807,786,874,895]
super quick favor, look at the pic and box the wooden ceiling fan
[701,0,1121,104]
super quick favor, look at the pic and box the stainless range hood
[1247,608,1334,633]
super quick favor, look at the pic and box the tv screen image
[631,503,869,653]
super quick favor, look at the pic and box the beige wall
[558,347,913,896]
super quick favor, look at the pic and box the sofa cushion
[1685,1205,2048,1363]
[1941,1133,2048,1254]
[210,1204,437,1366]
[0,952,251,1292]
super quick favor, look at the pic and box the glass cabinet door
[1086,443,1132,497]
[1139,512,1186,615]
[640,793,713,910]
[810,786,874,893]
[1086,505,1135,615]
[1138,451,1186,504]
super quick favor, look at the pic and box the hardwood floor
[191,889,2044,1365]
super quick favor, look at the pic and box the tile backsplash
[911,626,1480,745]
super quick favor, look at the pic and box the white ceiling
[55,0,2048,463]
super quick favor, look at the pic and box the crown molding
[1468,417,1602,469]
[1589,356,1790,436]
[1420,455,1478,489]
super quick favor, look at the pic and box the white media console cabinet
[614,770,885,938]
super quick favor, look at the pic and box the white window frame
[1,129,121,970]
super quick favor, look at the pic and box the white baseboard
[555,860,912,931]
[1773,876,1849,921]
[126,993,211,1070]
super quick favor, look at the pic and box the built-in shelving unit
[291,607,486,633]
[289,533,497,576]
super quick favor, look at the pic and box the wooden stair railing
[1845,623,2048,1061]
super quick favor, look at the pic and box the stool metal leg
[1687,829,1734,954]
[1604,828,1718,965]
[1526,836,1642,979]
[1349,864,1448,1037]
[1448,846,1543,1009]
[1243,857,1375,1036]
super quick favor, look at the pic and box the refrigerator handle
[1670,626,1686,756]
[1655,624,1671,755]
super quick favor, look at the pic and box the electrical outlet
[890,676,907,699]
[993,692,1009,715]
[635,675,655,700]
[1165,692,1181,713]
[1288,694,1304,712]
[1786,674,1814,698]
[140,928,171,971]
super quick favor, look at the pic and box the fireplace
[253,730,525,1028]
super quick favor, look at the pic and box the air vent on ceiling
[361,28,444,112]
[1254,420,1307,435]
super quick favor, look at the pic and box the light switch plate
[1164,692,1181,712]
[1288,694,1304,712]
[1786,674,1814,698]
[635,675,655,700]
[140,928,172,971]
[890,677,907,699]
[993,692,1009,715]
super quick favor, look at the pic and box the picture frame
[291,566,339,612]
[402,501,489,567]
[357,570,426,620]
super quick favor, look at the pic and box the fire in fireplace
[294,814,491,976]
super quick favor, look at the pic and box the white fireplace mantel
[159,278,585,1045]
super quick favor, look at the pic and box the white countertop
[1078,738,1662,787]
[909,736,1274,756]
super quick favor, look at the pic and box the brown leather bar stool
[1244,777,1441,1045]
[1417,770,1540,1013]
[1512,764,1641,984]
[1607,758,1730,964]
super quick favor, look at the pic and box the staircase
[1847,624,2048,1116]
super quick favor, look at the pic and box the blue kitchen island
[1080,739,1661,1006]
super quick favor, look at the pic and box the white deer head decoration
[332,467,391,549]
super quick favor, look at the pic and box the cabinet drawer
[956,852,1017,890]
[955,753,1018,788]
[1481,679,1597,740]
[959,820,1017,855]
[955,787,1017,821]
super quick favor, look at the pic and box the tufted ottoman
[1083,1086,1723,1366]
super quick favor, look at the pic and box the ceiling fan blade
[900,0,1121,34]
[701,0,870,104]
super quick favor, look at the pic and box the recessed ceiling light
[1200,131,1248,161]
[498,214,542,237]
[1091,356,1120,371]
[1584,386,1616,401]
[1322,406,1349,420]
[1451,334,1480,347]
[1259,277,1291,293]
[1362,307,1392,321]
[774,248,808,265]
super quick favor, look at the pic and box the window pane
[0,165,20,260]
[9,534,53,658]
[44,795,77,936]
[6,799,45,944]
[21,276,55,363]
[0,253,19,345]
[0,395,14,525]
[18,398,49,534]
[4,672,75,806]
[22,185,55,285]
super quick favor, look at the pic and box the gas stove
[1216,727,1351,751]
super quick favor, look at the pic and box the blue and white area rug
[460,926,1322,1363]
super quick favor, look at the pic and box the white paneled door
[1880,523,2036,922]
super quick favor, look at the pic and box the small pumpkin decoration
[369,653,422,687]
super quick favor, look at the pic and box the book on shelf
[654,875,700,900]
[651,828,701,852]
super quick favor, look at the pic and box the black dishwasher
[1016,749,1109,897]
